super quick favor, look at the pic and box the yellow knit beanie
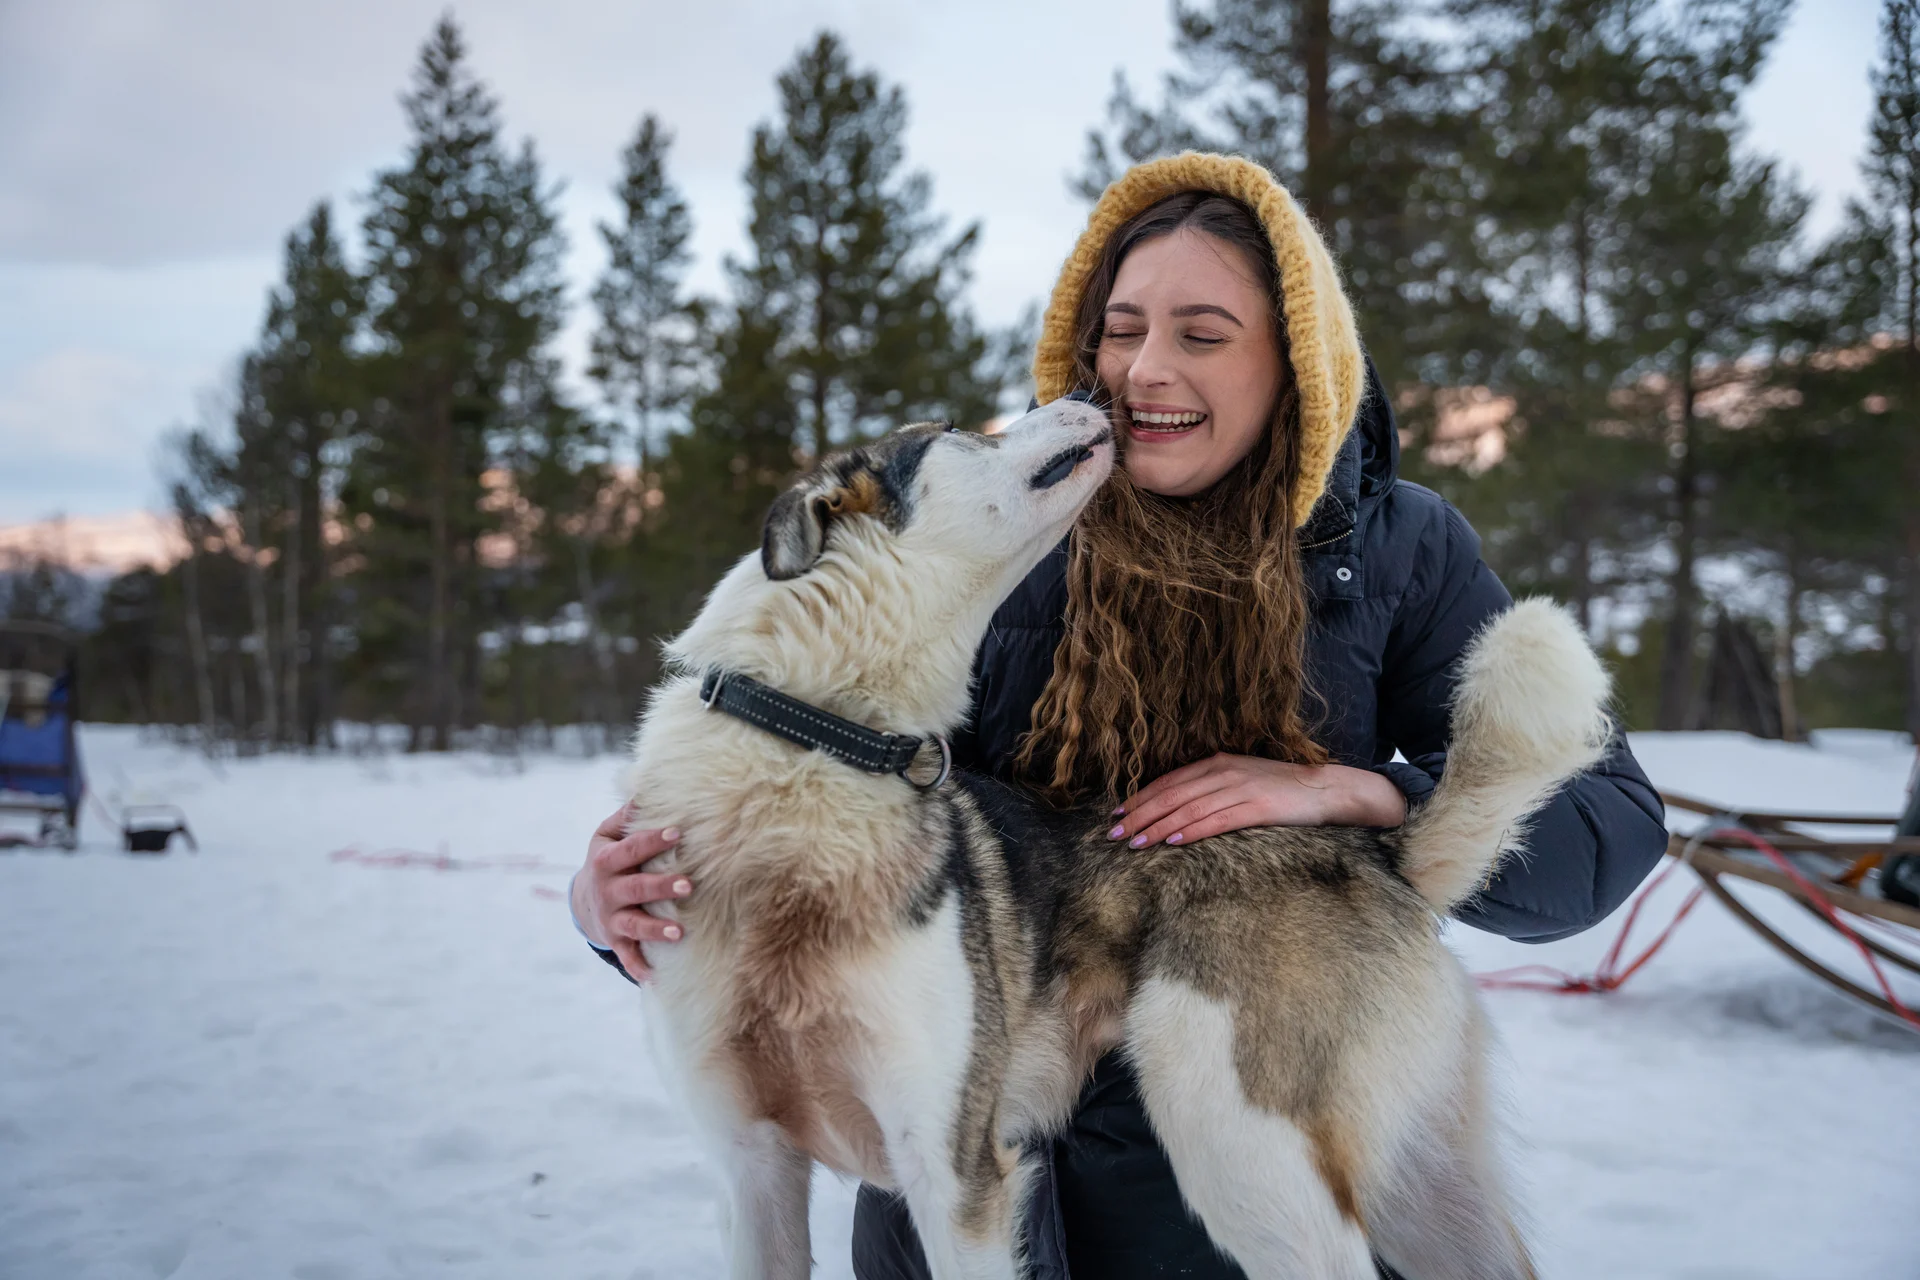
[1031,152,1366,528]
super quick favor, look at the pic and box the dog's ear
[761,487,829,581]
[760,471,887,581]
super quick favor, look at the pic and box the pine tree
[1420,1,1698,632]
[651,304,801,625]
[735,31,1000,458]
[1078,1,1492,386]
[353,15,567,750]
[251,202,364,747]
[588,115,704,478]
[159,426,233,749]
[495,353,623,738]
[0,549,84,626]
[1856,0,1920,735]
[1706,360,1893,736]
[1602,13,1804,728]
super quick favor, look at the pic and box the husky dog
[622,399,1607,1279]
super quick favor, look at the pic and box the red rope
[1705,826,1920,1033]
[1475,855,1706,995]
[1475,826,1920,1033]
[329,844,574,874]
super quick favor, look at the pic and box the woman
[572,154,1668,1278]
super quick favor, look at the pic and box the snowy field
[3,725,1917,1280]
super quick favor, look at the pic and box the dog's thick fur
[622,402,1609,1279]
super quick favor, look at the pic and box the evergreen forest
[8,1,1919,751]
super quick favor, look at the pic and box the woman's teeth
[1131,410,1205,429]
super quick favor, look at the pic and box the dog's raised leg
[883,1131,1031,1280]
[715,1119,813,1280]
[1361,1022,1536,1280]
[1361,1133,1536,1280]
[1126,978,1376,1280]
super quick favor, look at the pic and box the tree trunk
[281,474,301,749]
[1657,356,1701,730]
[1572,529,1594,637]
[1301,0,1332,217]
[1905,522,1920,743]
[243,505,279,747]
[1569,204,1596,637]
[300,454,333,749]
[180,543,218,753]
[812,220,833,458]
[574,536,619,745]
[1775,542,1801,743]
[427,391,453,752]
[228,660,249,753]
[1905,332,1920,741]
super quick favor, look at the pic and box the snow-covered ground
[2,726,1917,1280]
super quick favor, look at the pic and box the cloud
[0,345,213,524]
[0,0,1169,284]
[0,255,272,523]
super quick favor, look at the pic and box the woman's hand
[574,804,693,983]
[1107,754,1407,849]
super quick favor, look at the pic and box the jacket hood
[1031,152,1366,528]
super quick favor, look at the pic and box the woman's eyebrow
[1102,301,1243,327]
[1171,303,1243,327]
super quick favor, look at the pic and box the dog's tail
[1398,599,1613,914]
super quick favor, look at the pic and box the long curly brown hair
[1015,192,1329,803]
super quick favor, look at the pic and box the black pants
[852,1054,1406,1279]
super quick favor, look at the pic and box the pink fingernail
[1107,824,1126,840]
[1128,835,1148,849]
[663,924,682,941]
[1111,806,1126,816]
[1167,833,1184,845]
[672,879,691,896]
[661,827,681,842]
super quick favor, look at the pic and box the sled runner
[0,621,85,851]
[1662,785,1920,1031]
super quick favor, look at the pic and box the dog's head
[668,399,1113,732]
[758,399,1113,587]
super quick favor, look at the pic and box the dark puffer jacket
[849,376,1670,1279]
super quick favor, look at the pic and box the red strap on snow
[1475,825,1920,1033]
[329,844,574,874]
[1474,855,1705,995]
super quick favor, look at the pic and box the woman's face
[1094,228,1284,497]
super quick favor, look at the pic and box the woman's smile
[1124,402,1209,441]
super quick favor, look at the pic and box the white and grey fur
[621,399,1608,1279]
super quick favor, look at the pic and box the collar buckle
[907,734,953,792]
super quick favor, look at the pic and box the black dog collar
[699,669,952,790]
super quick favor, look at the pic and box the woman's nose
[1124,327,1179,390]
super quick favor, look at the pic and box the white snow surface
[3,726,1917,1280]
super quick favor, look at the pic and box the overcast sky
[0,0,1884,527]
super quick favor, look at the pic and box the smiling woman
[1018,187,1339,806]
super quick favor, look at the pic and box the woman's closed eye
[1102,328,1226,347]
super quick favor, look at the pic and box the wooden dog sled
[1662,787,1920,1031]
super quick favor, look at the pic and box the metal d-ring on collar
[699,669,953,791]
